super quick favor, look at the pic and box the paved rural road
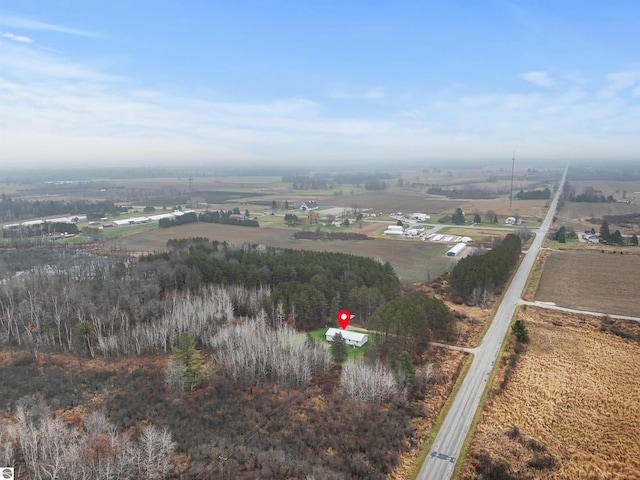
[416,166,568,480]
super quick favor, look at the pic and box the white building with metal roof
[325,328,368,347]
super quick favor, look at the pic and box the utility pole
[509,152,515,210]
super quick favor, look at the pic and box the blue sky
[0,1,638,168]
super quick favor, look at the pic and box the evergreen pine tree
[511,320,529,343]
[394,351,417,389]
[330,332,348,363]
[170,332,205,391]
[600,220,611,242]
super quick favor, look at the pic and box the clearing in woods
[535,250,640,318]
[461,307,640,480]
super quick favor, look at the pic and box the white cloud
[2,32,33,43]
[0,40,120,82]
[633,86,640,98]
[598,70,640,98]
[0,27,638,168]
[0,13,102,38]
[520,71,555,87]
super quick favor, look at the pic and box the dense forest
[448,233,522,306]
[0,239,402,355]
[0,239,458,479]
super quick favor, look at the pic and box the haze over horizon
[1,1,638,169]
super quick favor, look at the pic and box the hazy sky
[1,1,638,168]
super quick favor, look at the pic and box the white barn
[446,242,467,257]
[325,328,368,347]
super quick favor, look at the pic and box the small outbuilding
[325,328,368,347]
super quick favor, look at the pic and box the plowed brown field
[535,250,640,317]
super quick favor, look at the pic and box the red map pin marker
[336,309,352,329]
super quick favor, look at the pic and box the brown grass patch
[461,308,640,480]
[391,349,468,480]
[408,279,492,347]
[535,250,640,317]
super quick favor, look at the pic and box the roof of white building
[325,328,368,343]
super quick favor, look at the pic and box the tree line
[159,209,259,228]
[563,183,615,203]
[281,172,393,190]
[515,187,551,200]
[448,233,522,305]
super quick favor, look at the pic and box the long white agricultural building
[325,328,368,347]
[446,242,467,256]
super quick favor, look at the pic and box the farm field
[458,198,548,222]
[314,190,464,215]
[108,222,454,283]
[461,307,640,480]
[555,201,639,234]
[535,250,640,317]
[567,179,640,201]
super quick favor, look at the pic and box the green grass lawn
[547,237,581,249]
[98,222,159,239]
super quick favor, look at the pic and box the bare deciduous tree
[339,360,400,403]
[1,404,176,480]
[211,315,329,387]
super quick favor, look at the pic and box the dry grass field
[108,222,455,283]
[535,250,640,317]
[462,307,640,480]
[458,198,549,222]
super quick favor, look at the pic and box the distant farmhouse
[505,216,522,225]
[411,213,430,222]
[583,231,600,243]
[299,200,319,212]
[325,328,368,347]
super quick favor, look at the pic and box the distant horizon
[4,159,640,183]
[1,2,639,168]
